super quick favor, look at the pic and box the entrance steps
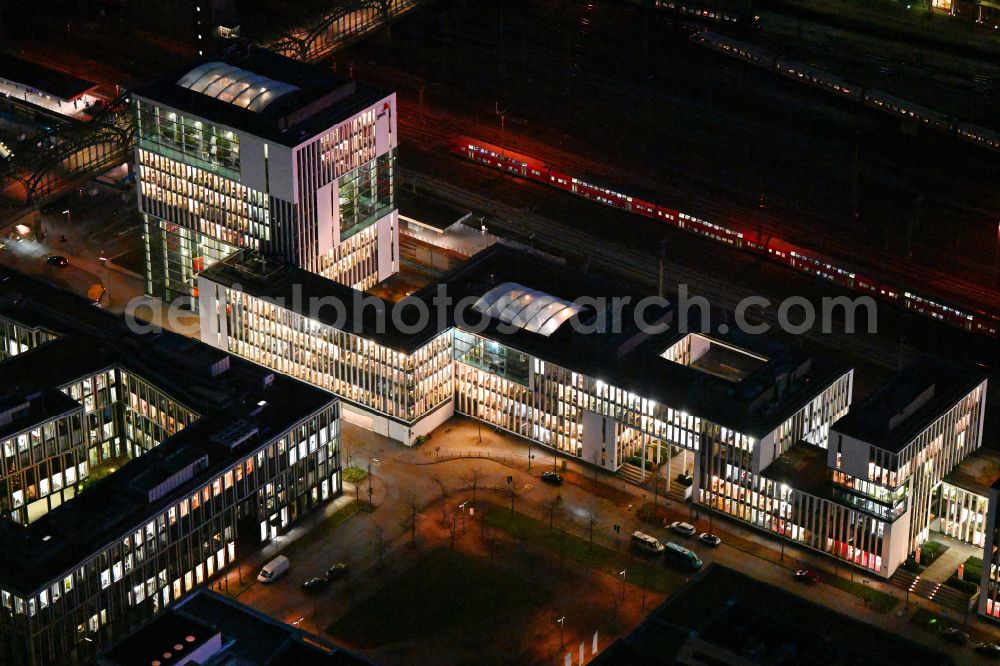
[889,569,975,612]
[616,462,690,502]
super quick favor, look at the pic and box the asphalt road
[231,418,998,665]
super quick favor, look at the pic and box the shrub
[945,575,978,597]
[343,466,368,484]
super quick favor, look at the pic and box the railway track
[358,14,999,313]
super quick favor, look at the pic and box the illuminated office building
[200,245,990,580]
[0,271,341,665]
[133,44,398,308]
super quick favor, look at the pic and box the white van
[631,530,665,554]
[257,555,289,584]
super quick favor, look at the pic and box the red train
[451,135,999,339]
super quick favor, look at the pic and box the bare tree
[466,467,484,505]
[432,474,450,521]
[587,506,600,552]
[449,511,459,551]
[342,439,354,470]
[372,523,385,568]
[544,494,563,531]
[401,487,419,545]
[508,477,520,516]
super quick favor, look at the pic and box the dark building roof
[202,244,850,437]
[0,387,80,441]
[593,564,951,666]
[760,441,833,499]
[0,52,97,100]
[833,358,986,453]
[0,269,336,594]
[944,447,1000,497]
[132,43,389,146]
[98,589,368,665]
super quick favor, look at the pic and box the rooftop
[760,441,833,499]
[133,44,388,147]
[944,447,1000,497]
[0,52,97,101]
[833,359,986,453]
[593,564,951,665]
[0,269,336,595]
[99,589,368,665]
[202,244,850,437]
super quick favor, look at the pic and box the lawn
[484,505,685,594]
[281,500,366,560]
[825,576,899,614]
[326,548,547,647]
[342,466,368,484]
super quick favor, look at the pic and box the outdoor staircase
[616,462,689,501]
[889,569,975,612]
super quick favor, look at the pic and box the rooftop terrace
[833,359,986,453]
[133,44,388,147]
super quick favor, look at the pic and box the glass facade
[144,217,238,306]
[0,409,84,525]
[0,318,58,361]
[0,402,340,665]
[135,101,240,178]
[338,150,395,242]
[137,149,270,248]
[224,290,452,421]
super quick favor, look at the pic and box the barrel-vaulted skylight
[473,283,582,337]
[176,62,299,112]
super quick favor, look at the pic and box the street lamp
[619,569,626,600]
[557,616,565,647]
[62,209,71,227]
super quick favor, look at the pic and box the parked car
[46,255,68,267]
[940,627,969,645]
[663,542,702,571]
[699,532,721,547]
[670,521,696,537]
[631,530,665,555]
[257,555,289,584]
[976,642,1000,658]
[325,562,349,580]
[794,569,820,584]
[302,576,329,593]
[540,471,563,485]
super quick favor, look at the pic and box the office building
[594,564,951,665]
[97,588,367,665]
[200,243,990,579]
[132,44,398,309]
[0,270,342,664]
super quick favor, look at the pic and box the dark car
[46,255,68,267]
[794,569,820,584]
[940,627,969,646]
[976,642,1000,658]
[699,532,722,547]
[302,577,329,593]
[325,562,349,580]
[541,471,563,485]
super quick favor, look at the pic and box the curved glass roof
[473,283,581,337]
[176,62,299,113]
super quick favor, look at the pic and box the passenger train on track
[450,136,999,339]
[691,32,1000,152]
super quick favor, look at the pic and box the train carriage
[774,58,864,102]
[862,90,954,132]
[450,136,551,181]
[450,134,998,340]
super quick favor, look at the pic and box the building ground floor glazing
[0,404,341,665]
